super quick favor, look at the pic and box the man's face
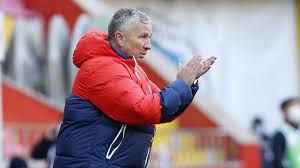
[285,100,300,126]
[118,21,152,61]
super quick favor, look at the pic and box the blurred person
[8,156,27,168]
[47,143,56,168]
[272,97,300,168]
[251,117,273,168]
[31,125,57,160]
[54,8,216,168]
[47,123,61,168]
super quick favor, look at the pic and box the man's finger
[207,56,217,62]
[205,56,217,65]
[185,55,202,68]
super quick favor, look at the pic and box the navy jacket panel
[54,95,154,168]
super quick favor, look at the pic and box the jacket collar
[109,42,136,67]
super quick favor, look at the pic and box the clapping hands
[176,55,217,85]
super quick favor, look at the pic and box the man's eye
[140,34,149,38]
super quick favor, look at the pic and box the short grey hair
[108,8,152,43]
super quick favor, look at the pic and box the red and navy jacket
[54,30,198,168]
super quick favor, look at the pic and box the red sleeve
[87,60,162,125]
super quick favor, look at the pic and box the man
[54,8,216,168]
[272,97,300,168]
[251,117,273,168]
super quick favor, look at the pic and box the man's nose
[144,39,151,50]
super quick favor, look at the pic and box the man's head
[9,156,27,168]
[108,8,152,61]
[252,117,263,131]
[281,97,300,128]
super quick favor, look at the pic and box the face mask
[254,125,264,135]
[287,104,300,125]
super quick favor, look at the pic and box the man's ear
[115,31,125,47]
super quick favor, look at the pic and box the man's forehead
[127,21,152,32]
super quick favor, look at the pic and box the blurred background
[0,0,299,167]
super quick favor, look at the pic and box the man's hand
[195,56,217,79]
[176,55,202,85]
[176,55,217,85]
